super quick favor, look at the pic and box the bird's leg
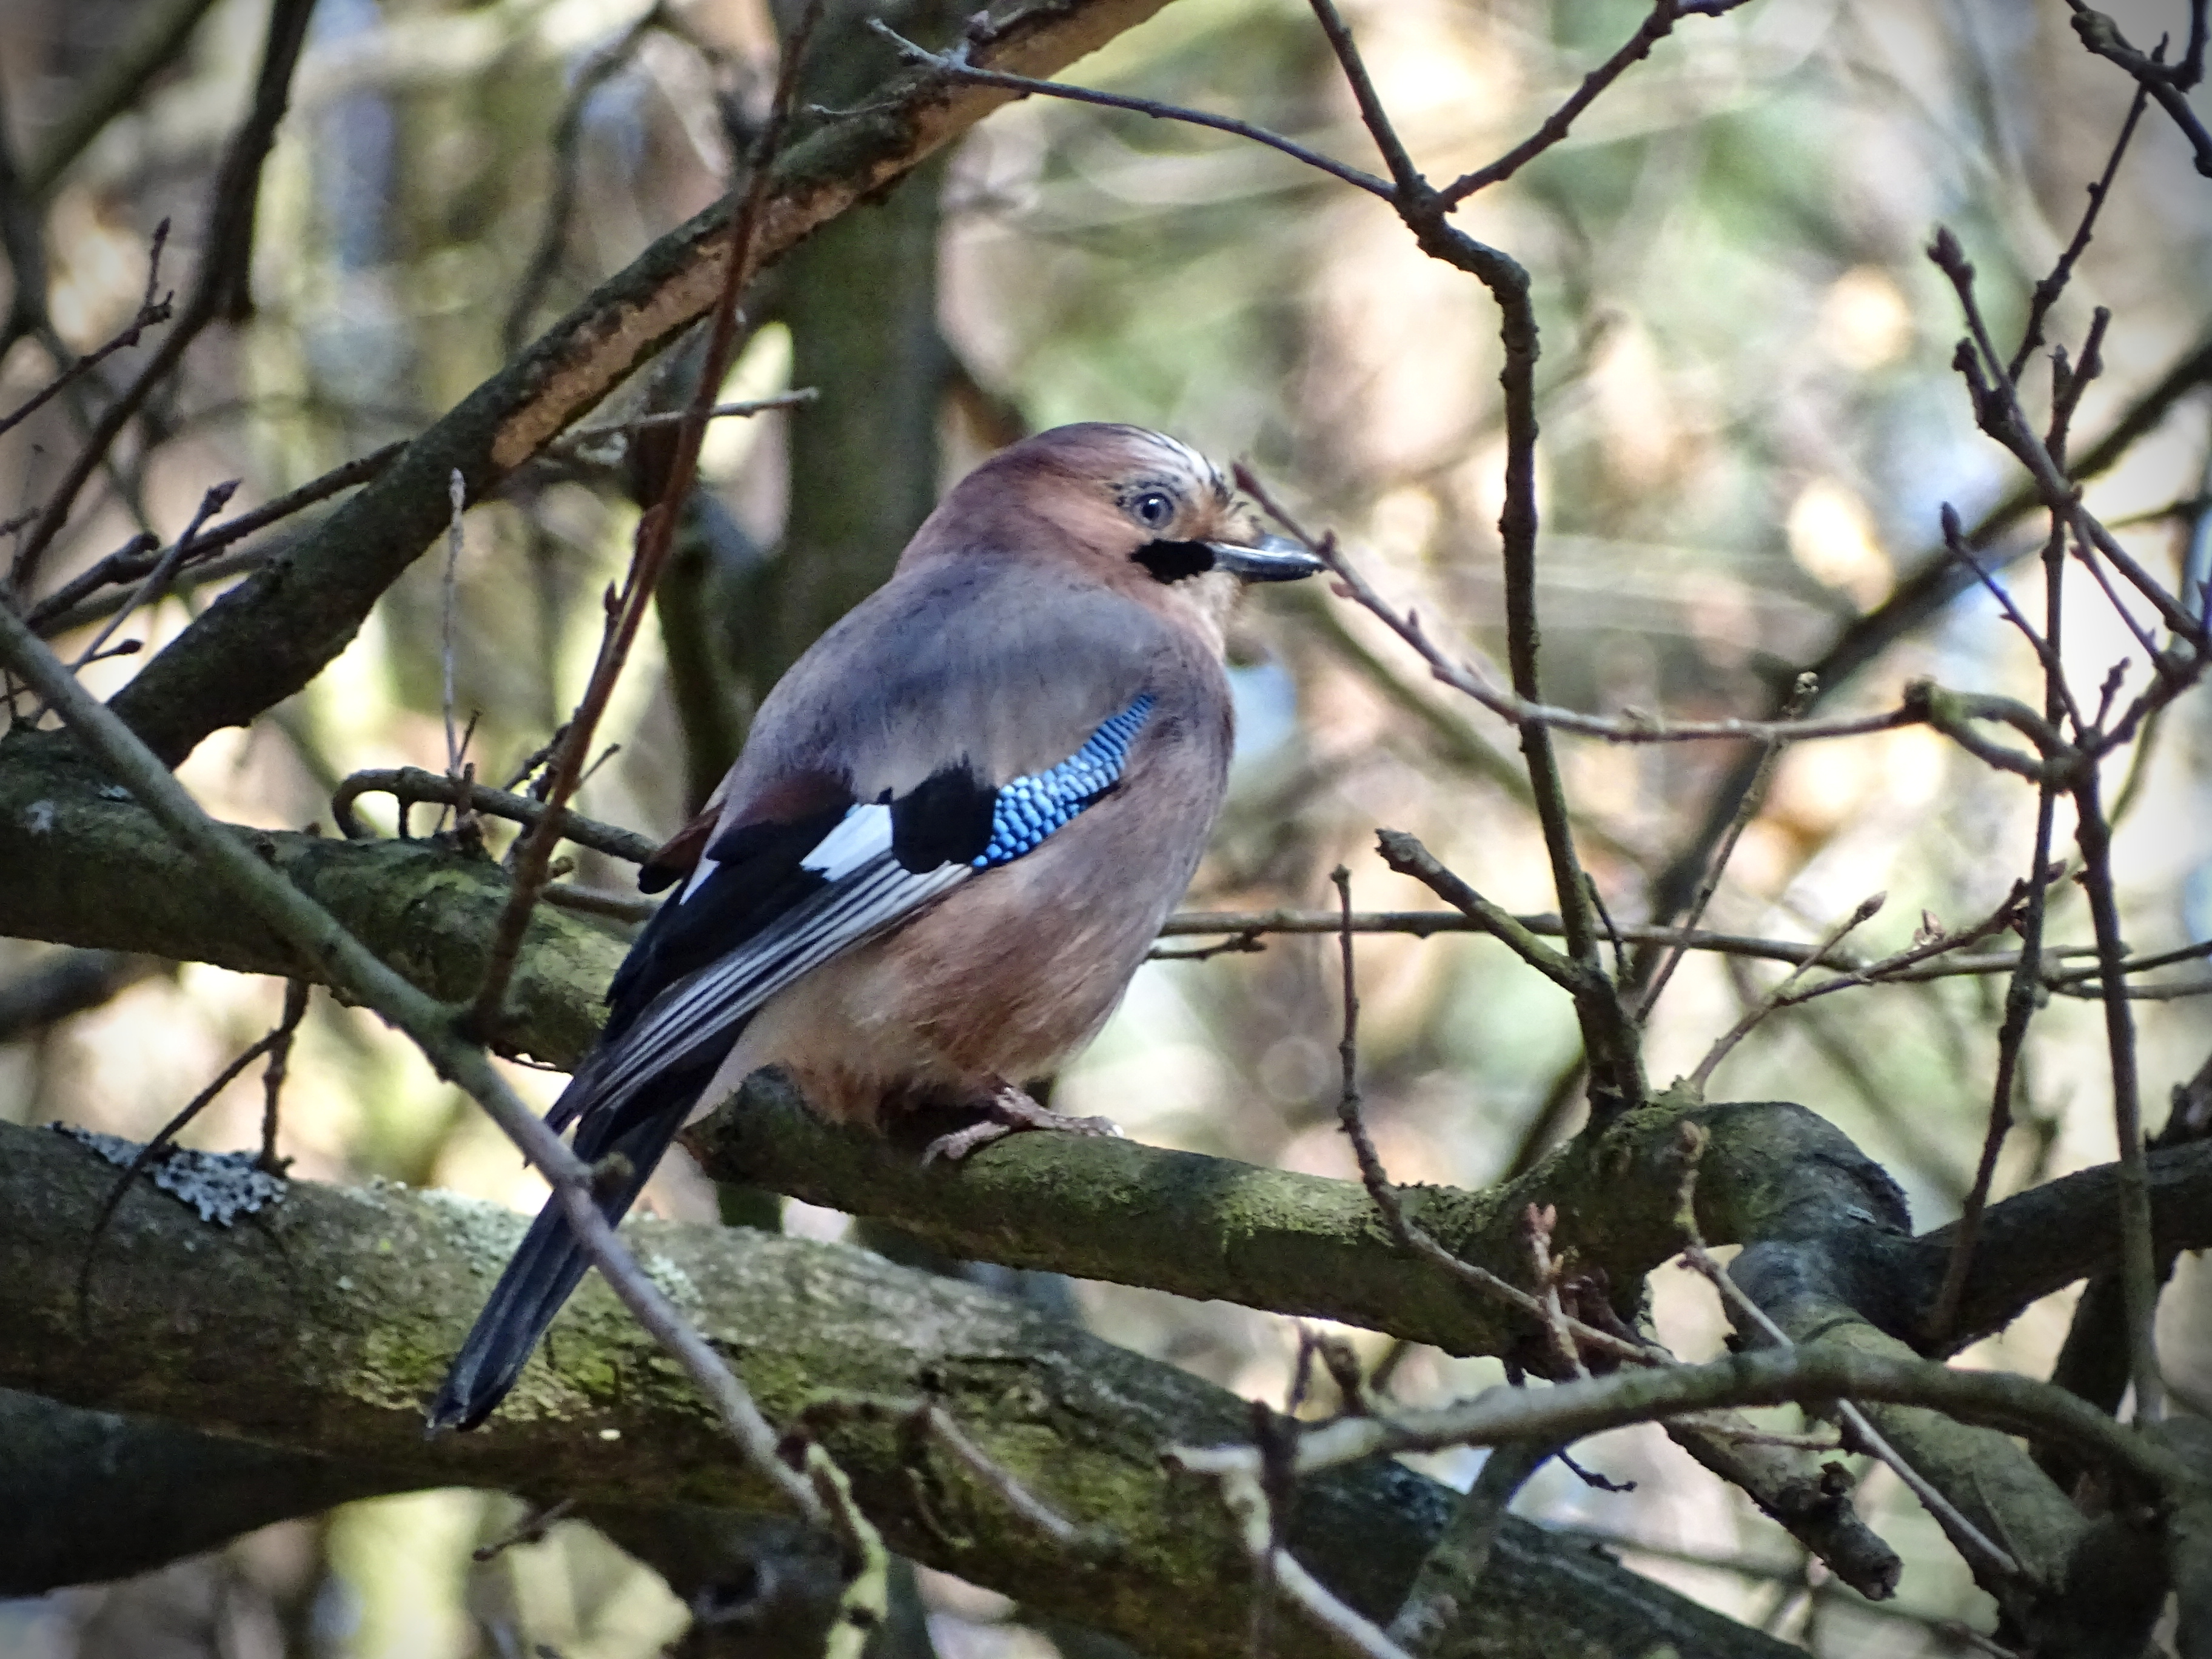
[920,1078,1122,1165]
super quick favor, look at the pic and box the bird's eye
[1131,491,1176,529]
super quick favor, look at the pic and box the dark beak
[1205,533,1326,583]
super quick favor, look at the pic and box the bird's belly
[705,799,1196,1127]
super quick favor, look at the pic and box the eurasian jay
[429,423,1322,1432]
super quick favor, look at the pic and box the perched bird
[428,423,1322,1432]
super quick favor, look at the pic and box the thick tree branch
[0,1121,1792,1659]
[0,729,622,1066]
[9,734,2212,1372]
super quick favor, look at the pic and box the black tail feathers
[426,1098,689,1434]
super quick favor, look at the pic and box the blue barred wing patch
[974,694,1156,868]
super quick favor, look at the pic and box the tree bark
[0,1120,1792,1659]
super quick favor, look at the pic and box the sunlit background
[4,0,2210,1652]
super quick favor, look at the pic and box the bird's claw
[921,1088,1124,1165]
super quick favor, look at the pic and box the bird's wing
[555,685,1165,1143]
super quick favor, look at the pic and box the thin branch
[68,478,237,671]
[866,22,1392,198]
[472,1496,577,1563]
[1168,1335,2168,1517]
[1929,523,2074,1345]
[1326,866,1659,1373]
[1765,877,2036,1010]
[1637,671,1816,1021]
[1929,229,2207,648]
[2006,81,2150,383]
[1305,0,1426,194]
[2073,766,2164,1422]
[1209,1464,1413,1659]
[1159,908,2208,987]
[465,5,820,1041]
[916,1403,1090,1552]
[1438,0,1730,206]
[25,441,405,636]
[554,389,820,456]
[1942,507,2085,736]
[2066,1,2212,178]
[73,983,311,1322]
[1524,1202,1590,1381]
[1689,892,1887,1091]
[1265,498,1940,748]
[257,978,307,1173]
[5,0,316,602]
[1372,832,1592,994]
[0,223,173,440]
[329,768,659,863]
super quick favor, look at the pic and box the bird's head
[903,423,1324,651]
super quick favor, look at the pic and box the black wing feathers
[889,765,997,872]
[603,800,851,1041]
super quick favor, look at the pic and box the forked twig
[1689,894,1886,1091]
[1672,1125,2022,1582]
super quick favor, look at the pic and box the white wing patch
[587,830,967,1113]
[679,854,722,903]
[800,802,894,882]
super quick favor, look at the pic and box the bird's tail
[426,1081,695,1435]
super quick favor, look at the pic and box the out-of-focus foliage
[2,0,2208,1653]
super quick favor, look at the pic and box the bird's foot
[920,1082,1122,1165]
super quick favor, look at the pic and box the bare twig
[0,223,173,440]
[472,1496,577,1562]
[1304,0,1423,192]
[1326,866,1658,1372]
[866,21,1392,198]
[1767,878,2036,1010]
[1256,494,1947,752]
[7,0,315,602]
[465,7,820,1042]
[2066,1,2212,178]
[1942,508,2086,735]
[257,978,307,1174]
[1929,531,2076,1347]
[75,977,313,1319]
[2073,766,2164,1421]
[67,479,237,672]
[1206,1464,1412,1659]
[1147,927,1266,961]
[25,441,405,637]
[1159,907,2205,987]
[554,390,820,457]
[2007,81,2151,383]
[916,1403,1088,1551]
[1523,1203,1589,1381]
[329,767,658,863]
[1637,671,1817,1021]
[1689,892,1886,1091]
[1928,226,2180,1425]
[1930,229,2207,648]
[1438,0,1747,205]
[1386,1436,1558,1651]
[442,471,468,780]
[1168,1336,2166,1529]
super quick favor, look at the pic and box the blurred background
[3,0,2210,1652]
